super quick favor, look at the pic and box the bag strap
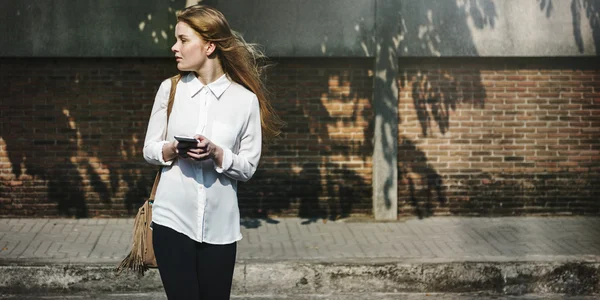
[149,75,180,201]
[167,76,178,123]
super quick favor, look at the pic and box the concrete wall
[391,0,599,57]
[0,0,181,57]
[0,0,598,57]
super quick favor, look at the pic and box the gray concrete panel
[393,0,598,57]
[0,0,375,57]
[0,0,184,57]
[2,0,597,57]
[213,0,376,57]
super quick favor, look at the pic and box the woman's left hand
[185,135,223,166]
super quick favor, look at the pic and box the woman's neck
[195,60,225,85]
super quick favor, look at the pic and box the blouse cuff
[156,141,173,166]
[214,148,232,173]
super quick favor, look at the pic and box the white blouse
[143,72,262,244]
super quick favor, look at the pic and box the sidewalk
[1,216,599,296]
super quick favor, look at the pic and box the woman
[142,5,282,299]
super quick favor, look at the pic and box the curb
[1,261,599,296]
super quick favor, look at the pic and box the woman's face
[171,21,212,73]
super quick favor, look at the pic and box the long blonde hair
[176,4,283,142]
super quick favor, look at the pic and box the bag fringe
[116,75,176,276]
[116,204,149,275]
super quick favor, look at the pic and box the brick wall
[0,58,173,217]
[1,57,599,218]
[398,58,600,217]
[0,58,374,218]
[241,59,374,219]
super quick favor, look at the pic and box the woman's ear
[206,42,217,56]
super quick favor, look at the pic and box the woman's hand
[181,135,224,167]
[162,141,179,162]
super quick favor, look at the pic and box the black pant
[152,222,237,300]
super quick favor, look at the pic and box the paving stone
[0,217,599,263]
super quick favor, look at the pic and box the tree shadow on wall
[0,59,161,218]
[398,138,447,219]
[1,0,193,217]
[405,64,486,137]
[238,58,374,227]
[540,0,600,54]
[370,0,495,217]
[1,74,89,217]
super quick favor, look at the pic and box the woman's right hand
[162,141,179,162]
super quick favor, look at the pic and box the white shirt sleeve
[143,80,174,166]
[215,95,262,181]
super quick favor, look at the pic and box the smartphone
[174,135,199,144]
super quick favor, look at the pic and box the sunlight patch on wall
[417,10,441,57]
[62,108,114,195]
[354,16,377,56]
[459,0,501,56]
[572,0,597,54]
[323,74,371,142]
[122,134,141,159]
[461,0,596,55]
[152,31,158,44]
[139,0,203,46]
[63,108,82,147]
[321,36,328,54]
[0,137,15,181]
[291,165,303,174]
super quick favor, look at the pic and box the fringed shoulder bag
[117,75,179,275]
